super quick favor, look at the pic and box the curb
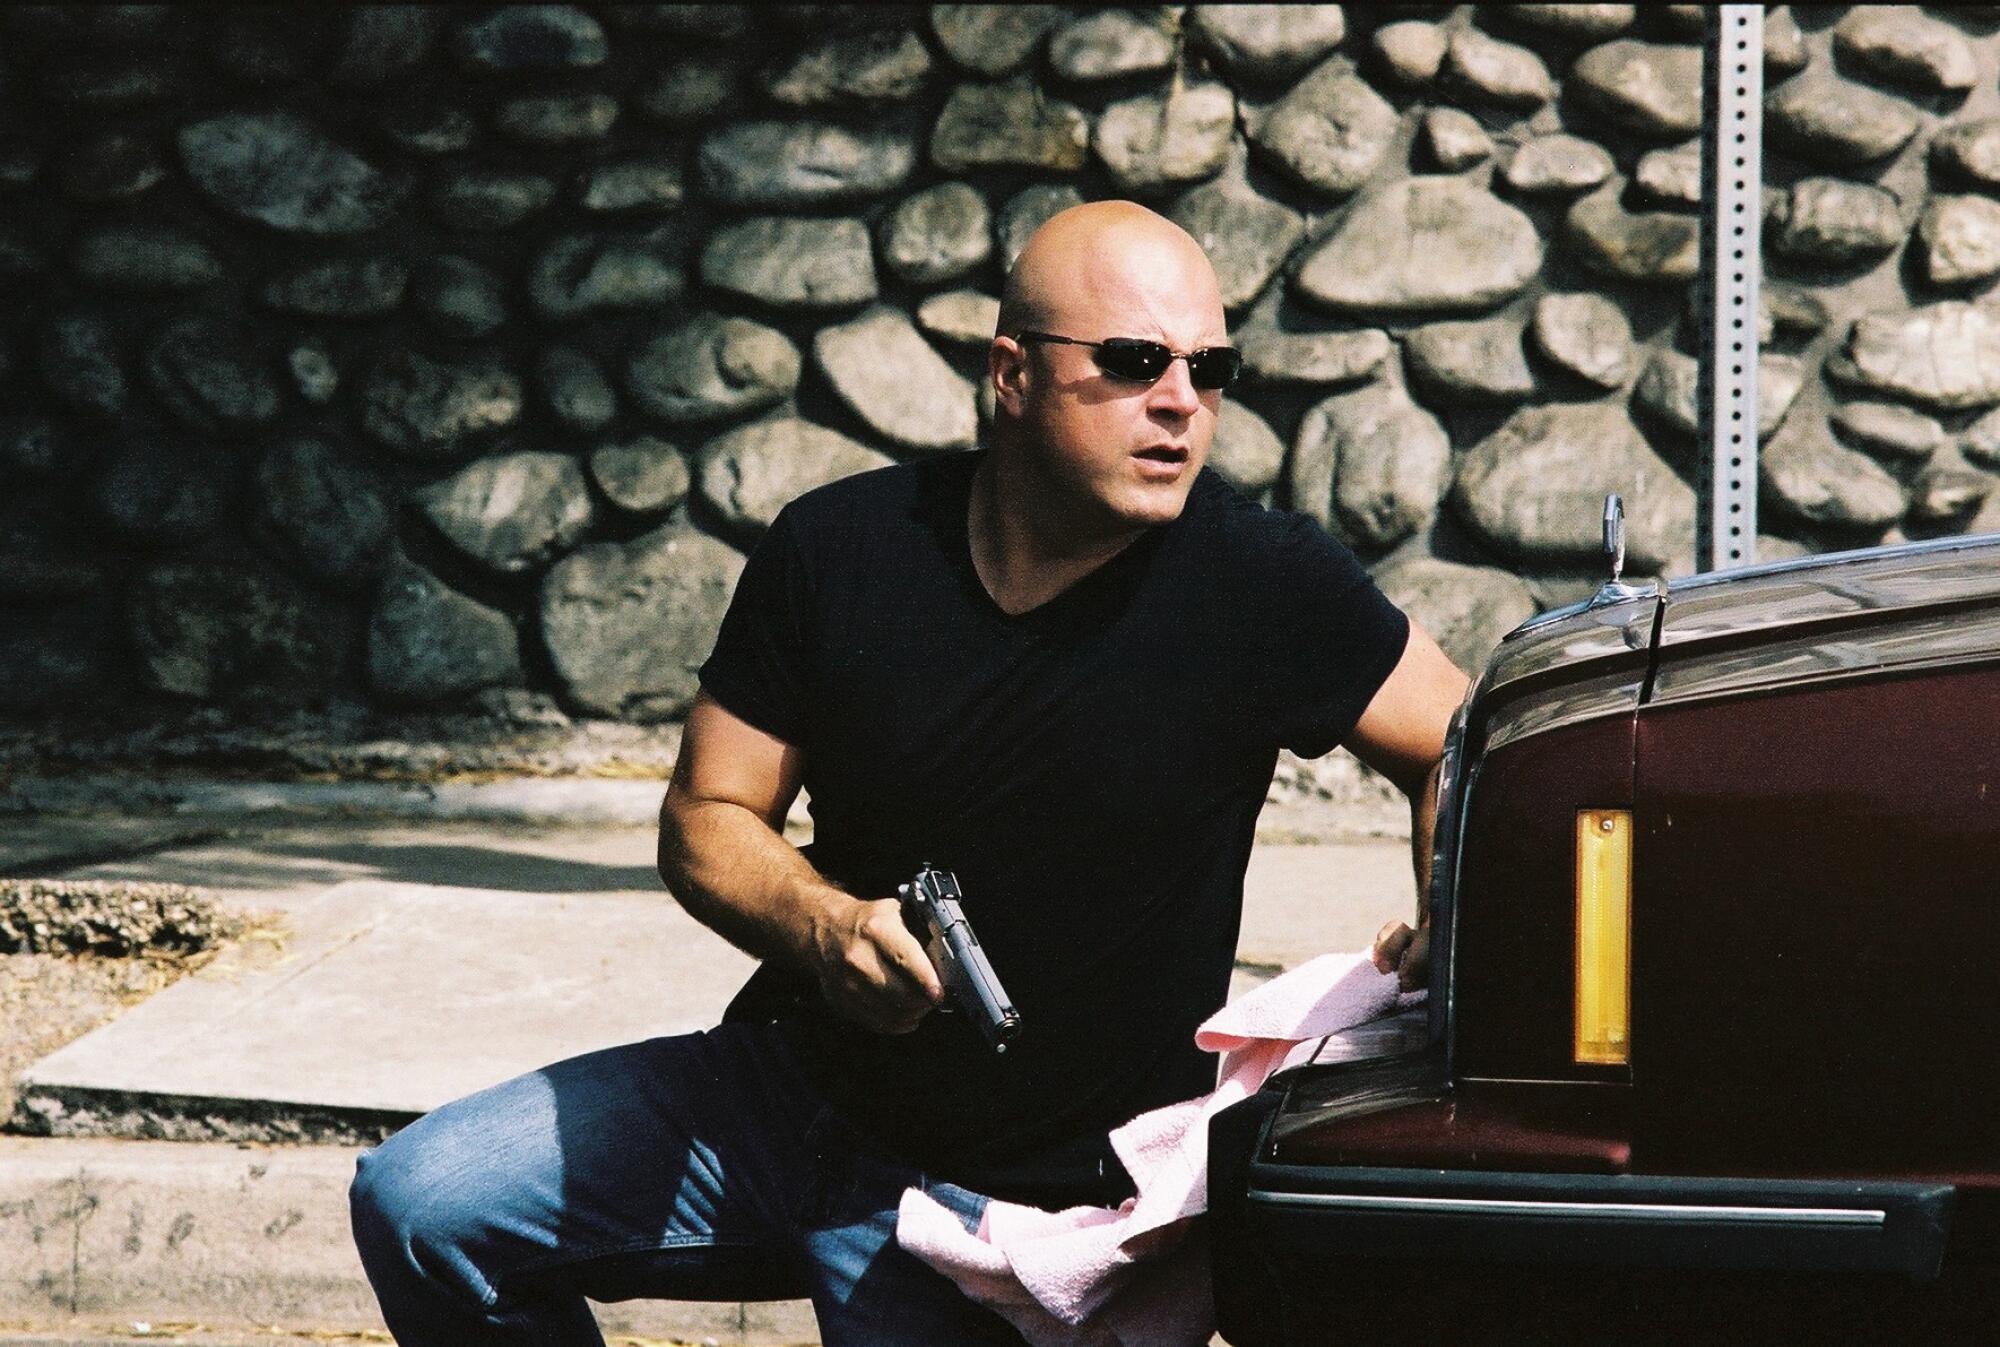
[0,777,670,825]
[0,1137,817,1345]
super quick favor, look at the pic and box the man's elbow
[655,787,702,900]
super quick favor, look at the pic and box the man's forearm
[656,794,856,973]
[1409,758,1442,926]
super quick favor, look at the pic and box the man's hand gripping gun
[898,865,1022,1053]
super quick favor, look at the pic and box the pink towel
[897,951,1424,1346]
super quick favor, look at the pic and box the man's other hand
[1372,918,1429,992]
[809,896,945,1035]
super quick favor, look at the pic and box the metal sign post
[1695,5,1764,572]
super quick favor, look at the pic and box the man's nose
[1148,356,1202,417]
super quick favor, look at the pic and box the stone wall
[5,3,1999,726]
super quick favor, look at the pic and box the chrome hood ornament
[1590,494,1651,609]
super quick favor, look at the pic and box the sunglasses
[1014,331,1243,391]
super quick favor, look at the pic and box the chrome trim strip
[1667,529,2000,594]
[1245,1191,1886,1227]
[1652,604,2000,705]
[1483,669,1644,753]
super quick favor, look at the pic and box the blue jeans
[348,1022,1027,1345]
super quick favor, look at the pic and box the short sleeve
[1260,517,1411,759]
[698,507,815,746]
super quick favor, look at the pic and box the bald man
[349,202,1466,1346]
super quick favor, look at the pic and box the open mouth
[1135,446,1188,464]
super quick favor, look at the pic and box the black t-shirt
[698,450,1409,1207]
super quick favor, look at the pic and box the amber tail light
[1575,809,1632,1065]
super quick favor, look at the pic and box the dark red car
[1210,530,2000,1344]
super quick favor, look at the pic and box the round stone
[1921,197,2000,286]
[131,563,345,702]
[412,256,507,339]
[1292,381,1452,549]
[1443,28,1552,107]
[95,439,232,545]
[579,160,685,214]
[538,347,617,431]
[1452,403,1695,570]
[931,80,1090,174]
[258,257,407,319]
[701,217,877,310]
[1095,81,1235,195]
[1048,9,1174,82]
[455,6,608,73]
[1760,414,1908,533]
[1633,350,1802,444]
[1962,408,2000,469]
[589,436,690,517]
[1297,178,1542,315]
[39,313,126,418]
[368,562,522,705]
[1633,140,1701,210]
[494,92,619,145]
[429,170,555,231]
[1931,120,2000,191]
[1530,293,1634,390]
[881,182,993,286]
[696,419,895,533]
[1830,303,2000,411]
[418,451,595,575]
[1495,6,1636,39]
[361,351,522,459]
[1207,399,1286,497]
[1503,135,1615,194]
[929,6,1065,78]
[540,525,743,721]
[639,60,738,122]
[72,227,221,290]
[1909,467,1992,525]
[178,112,404,235]
[814,307,978,452]
[1564,181,1699,284]
[1405,319,1536,405]
[1833,7,1978,93]
[142,318,283,433]
[1831,403,1945,464]
[698,121,916,208]
[289,341,339,405]
[1372,556,1539,677]
[1767,74,1920,167]
[625,314,801,425]
[529,232,685,320]
[333,7,443,87]
[764,27,932,106]
[1372,21,1447,84]
[253,438,395,589]
[1774,179,1904,265]
[1187,6,1346,84]
[1569,41,1704,138]
[997,184,1085,270]
[1422,108,1493,171]
[917,290,1001,349]
[1171,181,1306,314]
[1238,329,1390,387]
[375,104,477,155]
[1249,61,1399,196]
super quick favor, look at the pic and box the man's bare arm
[1343,623,1469,988]
[658,692,940,1033]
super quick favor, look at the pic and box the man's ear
[989,337,1028,419]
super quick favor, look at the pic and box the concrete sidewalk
[0,808,1417,1343]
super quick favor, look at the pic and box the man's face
[992,236,1227,531]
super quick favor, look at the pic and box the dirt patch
[0,881,270,1132]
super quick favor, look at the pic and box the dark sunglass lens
[1094,339,1172,382]
[1186,346,1242,390]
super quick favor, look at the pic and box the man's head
[989,201,1230,533]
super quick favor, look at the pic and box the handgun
[898,864,1022,1053]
